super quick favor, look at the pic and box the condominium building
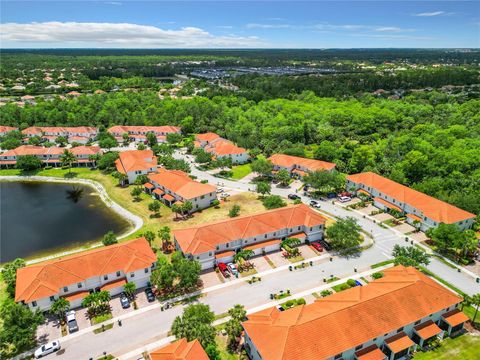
[346,172,475,231]
[115,149,158,184]
[243,265,469,360]
[21,126,98,144]
[268,154,336,178]
[108,125,181,143]
[0,126,18,137]
[146,168,217,212]
[173,204,326,270]
[150,338,209,360]
[15,238,156,311]
[195,133,249,164]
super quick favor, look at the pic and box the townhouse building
[21,126,98,144]
[15,238,156,311]
[146,168,217,212]
[150,338,209,360]
[195,133,249,164]
[243,265,470,360]
[346,172,475,231]
[0,126,18,137]
[114,149,158,184]
[173,204,326,270]
[0,145,102,168]
[268,153,336,178]
[107,125,181,143]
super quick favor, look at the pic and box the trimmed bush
[346,279,356,287]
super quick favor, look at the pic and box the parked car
[355,280,363,287]
[65,310,78,333]
[288,194,300,200]
[338,196,351,203]
[276,305,285,312]
[319,240,332,251]
[311,242,323,252]
[221,193,230,198]
[218,263,230,278]
[120,292,130,308]
[145,287,156,302]
[309,200,318,207]
[227,262,239,276]
[34,340,61,358]
[216,188,224,193]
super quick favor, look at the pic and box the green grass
[371,259,394,269]
[418,267,465,296]
[93,323,114,334]
[215,335,237,360]
[287,255,305,263]
[331,282,351,293]
[230,163,252,180]
[326,276,340,283]
[412,334,480,360]
[91,313,112,325]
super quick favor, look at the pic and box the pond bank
[0,176,143,265]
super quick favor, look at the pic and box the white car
[227,262,238,276]
[216,188,224,193]
[34,340,61,358]
[65,310,78,333]
[338,196,351,203]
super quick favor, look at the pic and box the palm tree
[60,149,76,173]
[233,249,254,264]
[181,201,193,219]
[171,203,181,219]
[281,237,301,249]
[461,294,473,310]
[158,226,171,252]
[49,298,70,321]
[124,282,136,300]
[472,293,480,324]
[82,291,111,316]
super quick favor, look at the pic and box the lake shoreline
[0,175,143,265]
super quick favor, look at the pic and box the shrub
[285,300,295,308]
[371,272,384,279]
[346,279,356,287]
[320,290,333,297]
[296,298,306,305]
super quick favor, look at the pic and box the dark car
[65,311,78,333]
[319,240,332,251]
[288,194,300,200]
[120,292,130,308]
[145,287,156,302]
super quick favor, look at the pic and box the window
[264,234,267,239]
[104,275,108,281]
[208,252,212,257]
[116,271,121,277]
[130,272,135,278]
[63,286,68,293]
[397,327,403,333]
[297,226,301,230]
[334,354,342,360]
[196,256,200,260]
[77,282,82,288]
[144,268,149,273]
[415,320,421,325]
[216,246,219,250]
[309,227,312,231]
[201,195,205,199]
[226,243,229,248]
[32,301,37,307]
[50,296,55,301]
[355,345,363,351]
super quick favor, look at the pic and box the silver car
[34,340,61,358]
[65,310,78,333]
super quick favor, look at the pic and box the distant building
[0,126,18,137]
[115,149,158,184]
[108,125,181,144]
[268,154,336,178]
[150,338,209,360]
[21,126,98,144]
[195,133,249,164]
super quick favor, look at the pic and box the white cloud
[349,34,433,41]
[217,25,234,29]
[0,22,263,48]
[246,23,295,29]
[104,1,122,5]
[414,11,445,17]
[374,27,415,33]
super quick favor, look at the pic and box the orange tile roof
[195,132,220,142]
[205,138,247,156]
[150,338,209,360]
[244,239,281,251]
[442,309,469,327]
[115,149,157,173]
[63,290,89,303]
[174,204,326,255]
[414,320,442,340]
[148,168,216,200]
[268,154,336,172]
[347,172,475,224]
[0,126,18,133]
[242,266,462,360]
[163,194,175,202]
[406,213,422,222]
[374,197,402,212]
[108,125,180,135]
[21,126,97,136]
[291,169,308,177]
[101,278,127,292]
[0,145,101,160]
[153,188,164,196]
[215,250,235,259]
[144,182,155,189]
[385,332,415,353]
[15,238,156,303]
[355,344,386,360]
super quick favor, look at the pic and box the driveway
[75,307,91,329]
[110,294,134,317]
[201,269,225,287]
[267,251,290,267]
[250,256,272,273]
[395,223,416,234]
[409,232,429,242]
[297,244,318,259]
[357,204,378,215]
[37,316,62,344]
[372,212,394,222]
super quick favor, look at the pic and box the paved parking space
[372,212,394,222]
[394,222,416,233]
[297,244,318,259]
[358,204,378,215]
[111,294,134,317]
[75,307,91,329]
[267,251,290,267]
[201,270,226,287]
[250,256,272,272]
[37,316,61,344]
[410,231,429,242]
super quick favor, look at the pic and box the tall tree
[392,245,430,267]
[60,149,76,173]
[256,182,271,197]
[325,217,362,252]
[225,304,247,346]
[171,304,216,349]
[251,158,273,178]
[1,258,26,298]
[49,298,70,321]
[274,169,291,187]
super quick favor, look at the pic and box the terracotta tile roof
[0,146,100,159]
[374,197,402,212]
[21,126,97,136]
[101,278,127,292]
[163,194,175,202]
[385,332,415,353]
[195,132,220,142]
[442,309,469,327]
[150,338,209,360]
[15,238,156,303]
[242,266,462,360]
[63,290,90,303]
[355,344,386,360]
[347,172,475,224]
[153,188,164,196]
[108,125,180,135]
[0,126,18,133]
[144,182,155,189]
[414,320,442,340]
[148,168,216,200]
[215,250,235,259]
[268,154,336,172]
[205,138,247,156]
[244,239,281,251]
[174,204,326,255]
[406,213,422,222]
[70,146,102,157]
[115,150,157,174]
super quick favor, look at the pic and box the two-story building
[145,169,217,212]
[194,133,249,164]
[150,338,209,360]
[115,149,158,184]
[243,265,469,360]
[346,172,476,231]
[0,145,102,168]
[268,153,336,178]
[21,126,98,144]
[15,237,156,312]
[173,204,326,270]
[108,125,181,144]
[0,126,18,137]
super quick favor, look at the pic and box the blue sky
[1,1,479,48]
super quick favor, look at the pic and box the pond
[0,181,131,263]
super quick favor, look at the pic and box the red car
[311,242,323,252]
[218,263,230,278]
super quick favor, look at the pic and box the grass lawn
[371,259,394,269]
[215,335,237,360]
[287,255,305,263]
[230,163,252,180]
[240,268,258,277]
[412,334,480,360]
[331,282,352,293]
[91,313,113,325]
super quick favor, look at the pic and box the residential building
[150,338,209,360]
[21,126,98,144]
[15,237,156,311]
[194,133,249,164]
[346,172,475,231]
[115,149,158,184]
[108,125,181,143]
[243,265,469,360]
[0,126,18,137]
[268,154,336,178]
[173,204,326,270]
[0,145,102,168]
[146,168,217,211]
[194,132,220,147]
